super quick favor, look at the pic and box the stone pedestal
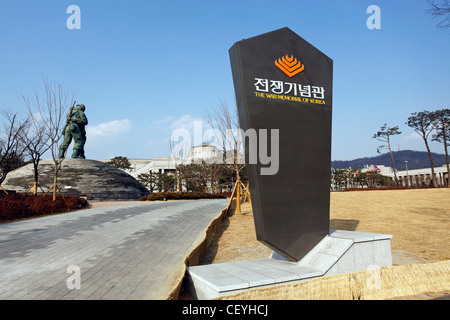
[2,159,149,201]
[186,229,392,300]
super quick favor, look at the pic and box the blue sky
[1,0,449,162]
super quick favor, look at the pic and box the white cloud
[401,132,422,143]
[83,119,132,160]
[87,119,131,138]
[169,114,202,130]
[398,131,443,154]
[399,132,425,151]
[152,114,210,132]
[152,115,174,127]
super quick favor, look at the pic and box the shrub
[140,192,227,201]
[0,193,89,222]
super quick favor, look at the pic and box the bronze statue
[59,103,88,159]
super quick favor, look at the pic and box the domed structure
[187,143,222,162]
[2,159,149,201]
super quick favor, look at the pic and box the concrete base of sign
[185,229,392,300]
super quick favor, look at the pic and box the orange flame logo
[275,55,304,77]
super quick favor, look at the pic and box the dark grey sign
[229,27,333,261]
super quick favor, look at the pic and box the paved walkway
[0,199,228,300]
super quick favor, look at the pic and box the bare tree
[0,110,30,189]
[373,124,402,184]
[168,137,187,192]
[26,78,75,200]
[427,0,450,29]
[19,104,51,194]
[204,152,224,193]
[206,99,245,184]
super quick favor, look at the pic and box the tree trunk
[443,133,449,186]
[53,164,57,201]
[236,174,241,214]
[387,138,398,185]
[424,137,437,187]
[33,158,40,195]
[176,169,181,192]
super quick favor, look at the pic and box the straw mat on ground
[215,260,450,300]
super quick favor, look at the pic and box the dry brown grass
[201,188,450,265]
[196,188,450,300]
[330,188,450,261]
[199,202,273,265]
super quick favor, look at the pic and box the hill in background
[331,150,448,171]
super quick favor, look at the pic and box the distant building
[332,163,448,188]
[186,143,222,163]
[370,164,448,187]
[129,157,177,178]
[110,147,449,188]
[106,144,223,180]
[394,164,448,187]
[376,165,398,178]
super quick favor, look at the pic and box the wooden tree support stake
[0,185,9,195]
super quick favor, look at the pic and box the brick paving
[0,199,228,300]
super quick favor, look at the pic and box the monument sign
[229,27,333,261]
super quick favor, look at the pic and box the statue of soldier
[58,103,88,159]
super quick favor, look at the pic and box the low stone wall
[166,198,242,300]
